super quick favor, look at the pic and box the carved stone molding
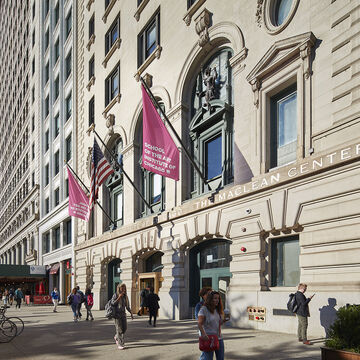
[183,0,206,26]
[106,114,115,135]
[250,79,261,108]
[143,73,153,88]
[86,34,95,52]
[134,45,162,81]
[256,0,264,27]
[86,76,95,91]
[102,38,121,68]
[229,47,248,76]
[194,8,211,47]
[300,43,312,79]
[102,93,121,118]
[134,0,150,22]
[102,0,117,23]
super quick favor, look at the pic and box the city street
[2,305,324,359]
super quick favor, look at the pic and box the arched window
[134,102,166,219]
[104,137,123,230]
[189,48,234,197]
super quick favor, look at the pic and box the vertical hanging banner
[67,168,90,221]
[141,85,179,181]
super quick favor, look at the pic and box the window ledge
[134,0,150,22]
[86,75,96,91]
[86,34,96,51]
[183,0,206,26]
[103,38,121,68]
[53,21,60,36]
[64,31,72,48]
[102,0,117,23]
[53,57,60,70]
[103,93,121,118]
[86,0,94,11]
[134,45,162,81]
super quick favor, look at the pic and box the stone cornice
[86,34,95,52]
[86,75,95,91]
[102,38,121,68]
[102,93,121,118]
[102,0,117,23]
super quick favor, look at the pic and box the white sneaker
[117,346,124,350]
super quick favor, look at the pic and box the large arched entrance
[189,239,231,308]
[107,258,122,300]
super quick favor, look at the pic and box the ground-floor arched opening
[107,258,122,300]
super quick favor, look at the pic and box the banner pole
[140,76,211,191]
[65,161,115,226]
[89,129,154,213]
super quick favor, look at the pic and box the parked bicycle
[0,306,24,343]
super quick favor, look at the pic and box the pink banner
[67,168,90,221]
[141,85,179,181]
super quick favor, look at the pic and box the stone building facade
[72,0,360,337]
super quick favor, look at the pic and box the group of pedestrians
[1,287,24,308]
[67,286,94,322]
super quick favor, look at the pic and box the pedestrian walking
[295,283,315,345]
[195,287,212,319]
[147,287,160,327]
[85,288,94,321]
[76,286,85,320]
[8,288,14,306]
[14,287,24,309]
[198,290,226,360]
[3,289,9,307]
[137,286,149,316]
[111,283,133,350]
[67,288,81,322]
[51,287,60,312]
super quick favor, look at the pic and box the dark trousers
[297,314,308,341]
[16,298,21,308]
[149,310,157,325]
[85,304,93,320]
[77,303,82,318]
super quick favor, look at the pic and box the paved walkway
[2,305,324,359]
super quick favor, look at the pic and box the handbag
[199,334,220,352]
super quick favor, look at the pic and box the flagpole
[88,127,154,213]
[140,76,211,191]
[65,161,116,226]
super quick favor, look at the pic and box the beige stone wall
[74,0,360,335]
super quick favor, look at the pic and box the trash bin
[25,295,31,305]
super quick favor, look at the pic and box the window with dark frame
[89,96,95,126]
[65,52,72,80]
[32,172,35,187]
[89,14,95,39]
[45,29,49,50]
[54,2,59,26]
[45,130,49,151]
[44,232,50,253]
[54,188,59,206]
[45,95,49,117]
[32,58,35,75]
[65,9,72,38]
[270,84,297,169]
[137,10,160,67]
[54,151,59,175]
[105,15,120,54]
[105,64,119,106]
[65,178,69,197]
[54,226,60,249]
[45,0,50,17]
[65,93,72,120]
[32,143,35,159]
[32,30,35,47]
[32,2,35,19]
[45,164,49,185]
[105,0,111,9]
[45,62,49,83]
[271,235,300,287]
[65,219,72,244]
[54,39,59,62]
[187,0,198,9]
[89,55,94,80]
[54,76,59,100]
[54,113,59,138]
[66,134,72,161]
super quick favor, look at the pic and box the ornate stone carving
[300,43,312,79]
[143,73,153,88]
[197,67,218,111]
[256,0,264,27]
[106,114,115,135]
[194,8,211,47]
[251,79,261,108]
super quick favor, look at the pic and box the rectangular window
[32,30,35,47]
[54,151,59,175]
[65,219,72,244]
[54,113,59,138]
[89,55,94,80]
[45,29,49,50]
[89,96,95,126]
[65,178,69,197]
[54,2,59,26]
[32,58,35,75]
[45,130,49,151]
[187,0,197,9]
[32,143,35,159]
[54,188,59,206]
[105,64,119,105]
[271,236,300,287]
[32,2,35,19]
[65,52,72,80]
[54,39,60,62]
[270,84,297,168]
[54,226,60,249]
[137,11,160,67]
[45,95,49,117]
[45,164,49,185]
[43,232,50,253]
[115,191,123,221]
[45,62,49,83]
[105,0,111,8]
[45,0,50,17]
[32,172,35,187]
[66,134,72,161]
[65,93,72,120]
[205,134,222,180]
[54,76,59,100]
[32,87,35,103]
[65,9,72,38]
[32,115,35,132]
[105,15,120,54]
[89,14,95,39]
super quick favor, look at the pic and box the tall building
[36,0,76,301]
[74,0,360,337]
[0,2,39,267]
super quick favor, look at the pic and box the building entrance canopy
[0,264,46,278]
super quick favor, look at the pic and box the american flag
[89,139,114,209]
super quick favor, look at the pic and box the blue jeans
[71,303,78,318]
[199,339,224,360]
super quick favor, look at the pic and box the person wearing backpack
[110,283,134,350]
[76,286,85,320]
[295,283,315,345]
[85,288,94,321]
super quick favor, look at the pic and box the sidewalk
[2,305,324,359]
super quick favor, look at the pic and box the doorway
[108,258,122,300]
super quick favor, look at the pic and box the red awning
[49,263,60,275]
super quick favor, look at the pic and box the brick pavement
[1,305,324,359]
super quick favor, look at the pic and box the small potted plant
[321,304,360,360]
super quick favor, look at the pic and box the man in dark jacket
[147,287,160,327]
[295,283,315,345]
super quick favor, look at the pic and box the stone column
[59,260,65,303]
[20,240,24,265]
[13,247,17,264]
[60,222,64,247]
[49,229,53,253]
